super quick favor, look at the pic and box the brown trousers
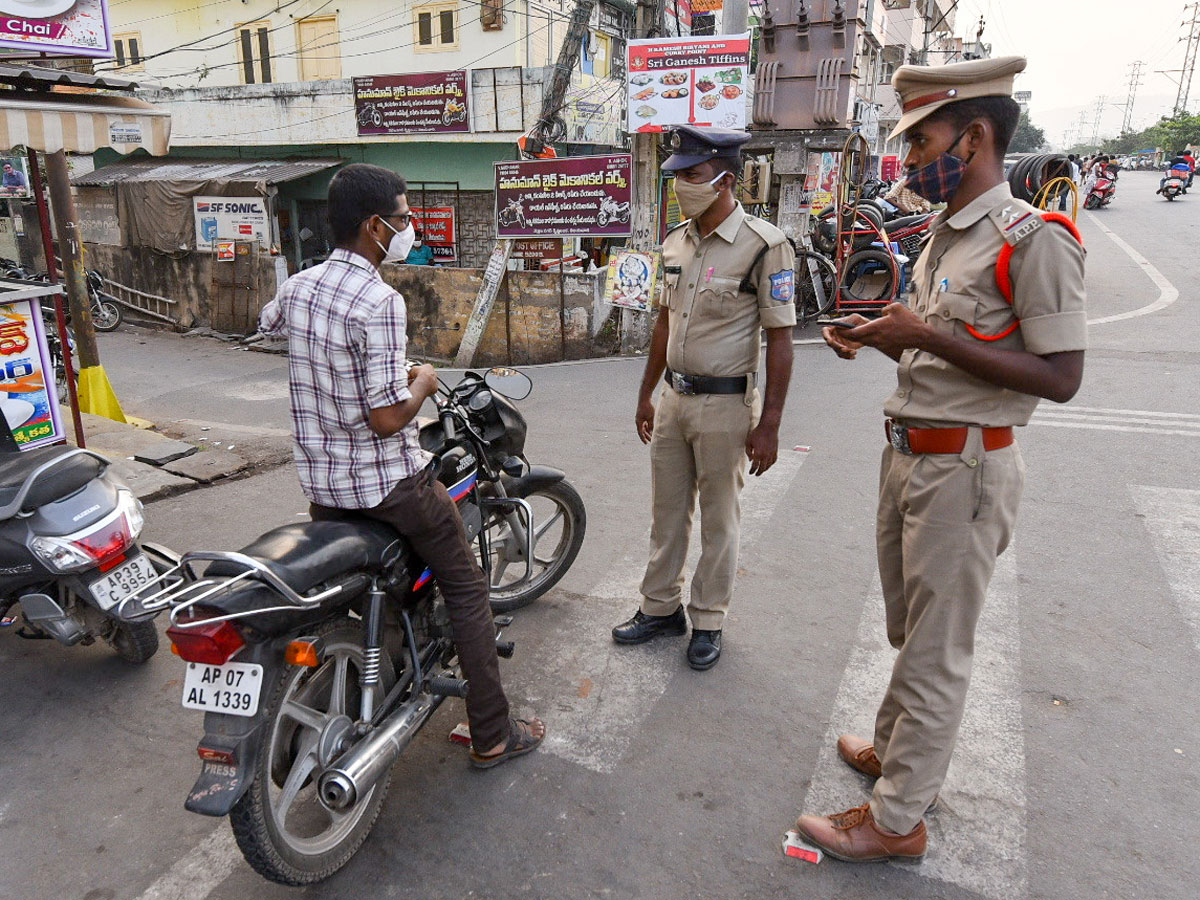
[310,465,510,751]
[869,431,1025,835]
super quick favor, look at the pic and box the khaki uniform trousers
[869,429,1025,835]
[640,384,760,631]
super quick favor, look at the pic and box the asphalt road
[1,170,1197,900]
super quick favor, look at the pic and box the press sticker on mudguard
[768,270,794,302]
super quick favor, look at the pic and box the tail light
[29,491,142,574]
[167,617,245,665]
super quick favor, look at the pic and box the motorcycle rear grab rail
[120,550,356,628]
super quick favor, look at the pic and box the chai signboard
[626,34,750,133]
[354,71,470,136]
[0,299,65,451]
[494,155,633,239]
[0,0,112,58]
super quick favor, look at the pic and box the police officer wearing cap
[610,126,796,670]
[793,56,1087,860]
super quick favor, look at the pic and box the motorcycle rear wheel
[487,479,586,613]
[106,618,159,663]
[230,618,391,886]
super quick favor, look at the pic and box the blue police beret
[661,125,751,172]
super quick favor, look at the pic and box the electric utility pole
[619,0,666,354]
[1123,60,1144,134]
[455,0,598,367]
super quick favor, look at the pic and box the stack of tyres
[1006,153,1070,204]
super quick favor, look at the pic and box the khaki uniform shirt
[658,203,797,378]
[884,182,1088,428]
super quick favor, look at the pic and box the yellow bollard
[76,366,127,424]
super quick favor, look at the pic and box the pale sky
[953,0,1195,148]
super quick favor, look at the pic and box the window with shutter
[414,2,459,52]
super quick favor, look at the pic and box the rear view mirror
[484,367,532,400]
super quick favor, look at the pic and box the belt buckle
[672,372,695,395]
[887,421,913,455]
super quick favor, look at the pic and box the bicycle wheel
[793,250,838,322]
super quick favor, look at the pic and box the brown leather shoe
[837,734,882,778]
[794,804,926,862]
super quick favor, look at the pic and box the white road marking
[1030,405,1200,438]
[135,826,240,900]
[1131,486,1200,654]
[534,449,810,773]
[800,551,1027,899]
[1084,212,1180,325]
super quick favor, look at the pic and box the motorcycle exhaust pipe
[318,687,448,811]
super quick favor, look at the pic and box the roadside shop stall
[0,65,171,448]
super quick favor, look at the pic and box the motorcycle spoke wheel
[230,619,391,886]
[486,480,586,613]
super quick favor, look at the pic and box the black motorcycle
[137,366,584,885]
[0,446,173,662]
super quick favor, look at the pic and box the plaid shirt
[260,249,431,509]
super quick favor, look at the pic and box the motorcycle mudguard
[184,720,265,816]
[501,465,565,499]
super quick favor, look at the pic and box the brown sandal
[469,717,545,769]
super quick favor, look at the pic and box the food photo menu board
[625,34,750,133]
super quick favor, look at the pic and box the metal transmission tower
[1161,3,1200,116]
[1091,95,1106,145]
[1123,60,1144,133]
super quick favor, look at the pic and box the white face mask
[673,171,728,219]
[376,218,416,263]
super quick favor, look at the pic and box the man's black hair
[1068,153,1076,161]
[328,163,407,244]
[712,156,741,178]
[925,96,1021,154]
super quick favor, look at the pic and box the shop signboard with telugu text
[409,206,456,262]
[354,71,470,136]
[193,196,270,251]
[494,155,633,239]
[626,34,750,133]
[0,0,112,58]
[0,299,65,451]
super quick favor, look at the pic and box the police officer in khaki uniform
[792,57,1087,860]
[611,126,796,670]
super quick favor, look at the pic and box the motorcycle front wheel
[487,479,586,613]
[92,297,123,332]
[230,618,390,886]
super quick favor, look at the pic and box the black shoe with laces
[687,629,722,670]
[611,608,687,645]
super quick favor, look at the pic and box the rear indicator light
[97,552,127,573]
[166,618,245,665]
[197,746,236,765]
[285,640,320,667]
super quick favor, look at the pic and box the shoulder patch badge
[768,270,794,302]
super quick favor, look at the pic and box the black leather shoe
[612,608,687,645]
[687,629,722,670]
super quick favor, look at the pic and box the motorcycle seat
[207,520,408,594]
[0,445,105,516]
[885,214,932,233]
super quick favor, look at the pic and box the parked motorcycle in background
[0,446,175,662]
[136,366,585,885]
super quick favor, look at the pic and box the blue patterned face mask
[904,127,973,203]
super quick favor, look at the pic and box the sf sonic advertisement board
[0,298,66,451]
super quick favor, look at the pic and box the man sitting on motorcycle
[259,163,545,768]
[1159,151,1192,194]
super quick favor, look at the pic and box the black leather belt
[664,368,750,395]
